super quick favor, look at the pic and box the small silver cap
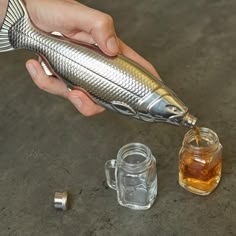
[54,192,68,211]
[182,113,197,127]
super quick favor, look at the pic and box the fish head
[138,87,197,126]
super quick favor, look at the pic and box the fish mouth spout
[138,87,198,127]
[181,113,197,127]
[167,112,197,127]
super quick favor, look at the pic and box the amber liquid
[179,127,222,195]
[193,126,202,146]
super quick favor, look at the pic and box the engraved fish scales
[9,17,159,109]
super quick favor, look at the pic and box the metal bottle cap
[54,192,69,211]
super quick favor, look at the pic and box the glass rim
[183,127,220,152]
[117,142,153,169]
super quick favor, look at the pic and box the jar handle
[105,159,117,190]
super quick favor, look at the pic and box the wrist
[0,0,8,24]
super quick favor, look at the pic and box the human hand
[24,0,160,116]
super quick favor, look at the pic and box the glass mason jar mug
[105,143,157,210]
[179,127,223,195]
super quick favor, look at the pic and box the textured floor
[0,0,235,235]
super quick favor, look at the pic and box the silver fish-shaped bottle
[0,0,197,127]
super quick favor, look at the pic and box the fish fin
[0,0,28,52]
[111,101,136,116]
[41,61,53,76]
[51,32,63,37]
[38,57,54,76]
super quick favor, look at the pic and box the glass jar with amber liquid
[178,127,223,195]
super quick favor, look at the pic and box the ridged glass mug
[105,143,157,210]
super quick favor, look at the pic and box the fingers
[26,0,119,56]
[118,39,161,79]
[25,59,69,98]
[68,2,119,56]
[68,31,95,45]
[24,0,159,118]
[25,59,105,116]
[68,90,105,116]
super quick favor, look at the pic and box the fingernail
[71,97,82,109]
[106,36,119,54]
[26,63,36,78]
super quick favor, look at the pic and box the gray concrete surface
[0,0,235,235]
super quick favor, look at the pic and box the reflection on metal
[0,0,197,127]
[54,192,68,211]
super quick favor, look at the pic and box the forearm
[0,0,8,24]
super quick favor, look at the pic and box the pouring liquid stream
[193,126,202,146]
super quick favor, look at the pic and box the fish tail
[0,0,28,52]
